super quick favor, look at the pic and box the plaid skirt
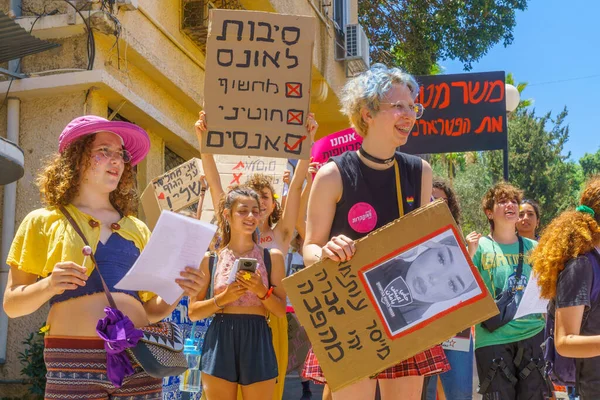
[302,345,450,383]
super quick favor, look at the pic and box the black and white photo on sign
[361,228,482,337]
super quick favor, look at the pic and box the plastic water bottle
[179,337,203,392]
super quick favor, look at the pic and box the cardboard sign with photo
[283,201,497,391]
[360,227,482,338]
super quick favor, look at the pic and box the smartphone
[238,258,258,273]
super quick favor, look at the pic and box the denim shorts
[201,313,278,385]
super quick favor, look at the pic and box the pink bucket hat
[58,115,150,166]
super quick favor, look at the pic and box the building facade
[0,0,364,396]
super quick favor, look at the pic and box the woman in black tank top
[302,64,449,400]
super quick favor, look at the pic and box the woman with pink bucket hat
[3,115,207,399]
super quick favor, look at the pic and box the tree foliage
[359,0,528,74]
[580,150,600,178]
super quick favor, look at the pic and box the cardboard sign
[287,313,311,374]
[400,71,507,155]
[141,158,204,230]
[203,10,316,159]
[196,154,287,225]
[283,202,498,391]
[311,128,362,168]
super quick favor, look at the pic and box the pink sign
[310,128,363,167]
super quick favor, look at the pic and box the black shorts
[201,313,278,385]
[475,330,548,400]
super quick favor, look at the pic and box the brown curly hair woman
[37,133,138,216]
[530,177,600,399]
[3,116,207,399]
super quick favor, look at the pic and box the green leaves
[18,329,46,399]
[431,106,583,234]
[360,0,528,74]
[580,150,600,177]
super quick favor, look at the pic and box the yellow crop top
[6,204,156,303]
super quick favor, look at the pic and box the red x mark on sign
[233,161,245,170]
[286,82,302,98]
[230,173,242,185]
[287,109,304,125]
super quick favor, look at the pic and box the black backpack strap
[263,247,272,287]
[516,236,524,281]
[207,253,218,299]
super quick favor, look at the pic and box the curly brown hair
[531,177,600,299]
[244,173,282,227]
[481,181,523,231]
[37,133,139,216]
[215,185,260,248]
[433,177,461,225]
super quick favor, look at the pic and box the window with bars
[181,0,244,50]
[107,108,137,174]
[332,0,347,61]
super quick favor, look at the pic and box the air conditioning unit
[344,23,370,77]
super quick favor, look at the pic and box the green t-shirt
[473,236,545,349]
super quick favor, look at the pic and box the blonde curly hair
[37,133,139,216]
[340,63,419,137]
[531,177,600,299]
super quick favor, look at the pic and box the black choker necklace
[359,147,395,165]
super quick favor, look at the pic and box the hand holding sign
[321,234,356,263]
[306,112,318,140]
[307,160,319,182]
[195,111,208,145]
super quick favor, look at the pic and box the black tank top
[329,151,423,240]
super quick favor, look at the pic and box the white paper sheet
[514,273,549,319]
[115,210,217,304]
[226,259,239,285]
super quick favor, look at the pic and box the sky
[440,0,600,162]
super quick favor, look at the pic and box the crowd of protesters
[5,63,600,400]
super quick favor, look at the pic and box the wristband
[213,296,224,309]
[258,286,274,301]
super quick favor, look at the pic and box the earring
[225,221,230,233]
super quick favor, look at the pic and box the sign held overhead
[203,10,316,159]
